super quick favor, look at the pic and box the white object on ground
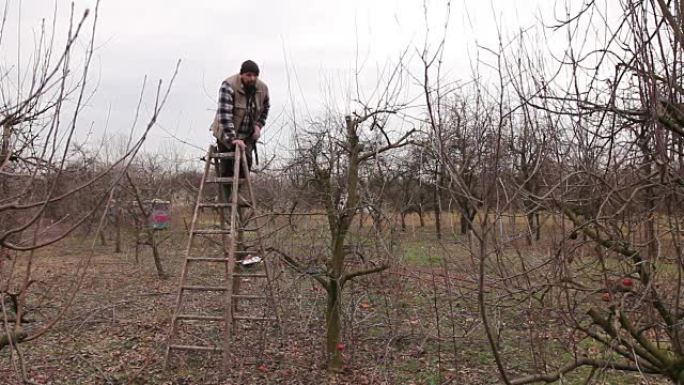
[241,254,262,266]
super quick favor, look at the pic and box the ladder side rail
[240,150,281,325]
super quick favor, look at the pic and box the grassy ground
[0,212,673,384]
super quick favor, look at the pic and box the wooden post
[114,201,122,253]
[1,123,11,169]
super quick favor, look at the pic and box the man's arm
[217,80,236,141]
[256,91,270,128]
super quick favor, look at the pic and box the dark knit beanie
[240,60,260,75]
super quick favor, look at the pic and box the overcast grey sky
[3,0,572,162]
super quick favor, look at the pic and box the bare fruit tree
[0,4,178,378]
[277,59,414,372]
[456,0,684,383]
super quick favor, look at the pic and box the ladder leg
[240,150,282,327]
[222,145,242,370]
[164,145,214,368]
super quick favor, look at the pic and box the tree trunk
[434,175,442,239]
[460,206,477,235]
[460,210,471,234]
[149,230,166,279]
[114,204,121,253]
[99,229,107,246]
[526,212,534,246]
[0,328,27,351]
[324,223,348,372]
[325,281,343,372]
[1,123,10,164]
[525,211,542,245]
[134,231,141,263]
[322,116,360,372]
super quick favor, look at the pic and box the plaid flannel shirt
[217,80,270,142]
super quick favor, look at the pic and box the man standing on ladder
[210,59,270,265]
[211,59,270,177]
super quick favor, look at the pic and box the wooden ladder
[164,144,280,369]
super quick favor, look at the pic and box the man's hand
[252,125,261,141]
[232,139,246,150]
[220,131,234,148]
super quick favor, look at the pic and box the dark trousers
[216,139,254,207]
[217,140,253,179]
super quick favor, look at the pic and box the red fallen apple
[622,278,633,287]
[336,342,346,351]
[258,364,268,373]
[602,293,611,302]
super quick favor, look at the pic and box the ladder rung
[210,152,235,159]
[187,257,230,262]
[181,285,228,291]
[233,315,277,321]
[206,177,245,184]
[233,273,268,278]
[199,202,251,209]
[232,294,268,300]
[176,314,224,321]
[169,344,222,352]
[193,229,232,235]
[185,256,263,264]
[199,203,232,208]
[240,228,260,232]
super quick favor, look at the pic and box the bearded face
[240,72,258,93]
